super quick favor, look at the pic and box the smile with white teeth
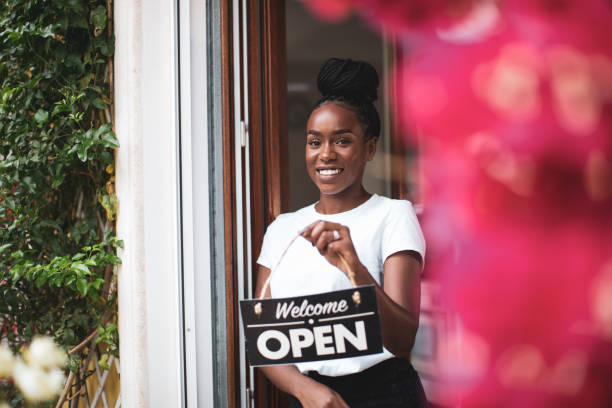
[317,168,343,176]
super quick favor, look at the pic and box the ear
[365,137,377,161]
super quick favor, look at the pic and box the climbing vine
[0,0,118,405]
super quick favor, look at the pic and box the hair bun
[317,58,379,103]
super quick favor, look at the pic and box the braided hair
[311,58,381,141]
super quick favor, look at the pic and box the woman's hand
[300,220,366,281]
[300,222,423,357]
[295,378,350,408]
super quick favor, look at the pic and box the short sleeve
[256,213,293,270]
[381,200,426,269]
[257,223,275,269]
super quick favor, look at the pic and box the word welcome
[276,299,348,319]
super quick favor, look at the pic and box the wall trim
[115,1,183,406]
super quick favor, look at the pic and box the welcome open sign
[240,285,382,366]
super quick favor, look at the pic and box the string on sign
[254,229,362,315]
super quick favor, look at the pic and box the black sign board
[240,285,382,366]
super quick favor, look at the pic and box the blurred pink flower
[302,0,479,34]
[395,35,611,161]
[300,0,612,405]
[420,141,612,405]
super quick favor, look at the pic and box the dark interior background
[286,0,393,211]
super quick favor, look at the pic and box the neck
[315,186,371,214]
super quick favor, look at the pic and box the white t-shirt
[256,194,426,377]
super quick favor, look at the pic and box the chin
[318,186,349,196]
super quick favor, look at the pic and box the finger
[319,223,349,243]
[299,222,320,246]
[306,221,326,244]
[309,220,344,242]
[315,220,344,232]
[299,221,319,237]
[337,225,350,239]
[309,221,326,241]
[325,241,345,262]
[314,230,335,253]
[300,220,329,245]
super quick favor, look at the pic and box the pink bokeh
[303,0,612,406]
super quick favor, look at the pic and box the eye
[336,137,351,146]
[307,138,321,147]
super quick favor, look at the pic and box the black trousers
[288,358,428,408]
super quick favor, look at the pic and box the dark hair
[311,58,381,141]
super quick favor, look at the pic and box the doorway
[221,1,426,407]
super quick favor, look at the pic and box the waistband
[306,357,417,392]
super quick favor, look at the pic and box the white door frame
[115,0,228,406]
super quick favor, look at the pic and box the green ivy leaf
[98,352,110,370]
[71,262,91,275]
[52,104,71,115]
[10,249,25,259]
[34,109,49,123]
[77,143,89,161]
[95,123,112,137]
[35,273,48,287]
[91,277,105,290]
[106,253,122,265]
[83,258,97,266]
[99,35,115,56]
[98,192,117,220]
[76,277,88,296]
[68,355,81,373]
[0,0,119,362]
[92,97,106,110]
[101,132,119,148]
[91,6,107,30]
[51,173,65,188]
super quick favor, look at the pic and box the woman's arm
[254,265,349,408]
[301,221,422,357]
[352,251,421,356]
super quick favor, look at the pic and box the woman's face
[305,102,376,197]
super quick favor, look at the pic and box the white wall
[115,0,219,405]
[115,1,184,406]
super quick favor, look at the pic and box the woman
[255,58,428,408]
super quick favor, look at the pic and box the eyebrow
[307,129,353,136]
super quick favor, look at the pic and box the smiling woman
[305,58,379,212]
[306,102,376,201]
[254,58,428,408]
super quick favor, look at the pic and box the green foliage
[95,321,117,370]
[0,0,116,404]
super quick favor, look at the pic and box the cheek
[305,150,314,164]
[305,151,318,174]
[347,148,368,164]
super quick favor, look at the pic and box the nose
[319,141,336,162]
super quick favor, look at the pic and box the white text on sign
[275,299,349,319]
[257,321,367,360]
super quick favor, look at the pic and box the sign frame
[240,285,383,367]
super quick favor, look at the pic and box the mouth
[316,168,344,176]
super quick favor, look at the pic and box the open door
[220,0,289,407]
[221,1,423,407]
